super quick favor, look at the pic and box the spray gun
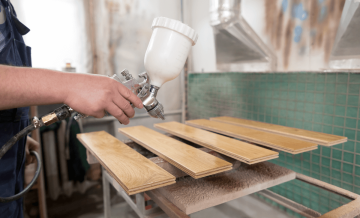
[0,17,197,203]
[74,69,165,121]
[75,17,198,120]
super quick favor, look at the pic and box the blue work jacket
[0,0,32,217]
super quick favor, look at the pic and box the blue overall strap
[0,0,32,217]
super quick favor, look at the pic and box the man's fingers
[117,84,143,109]
[112,96,135,118]
[106,103,130,125]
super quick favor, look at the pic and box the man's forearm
[0,65,76,110]
[0,64,143,124]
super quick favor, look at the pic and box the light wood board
[149,147,242,179]
[155,122,278,164]
[185,119,318,154]
[77,131,175,195]
[118,126,233,179]
[211,116,347,146]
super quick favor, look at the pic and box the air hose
[0,151,41,203]
[0,105,75,202]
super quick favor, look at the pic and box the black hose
[0,105,73,202]
[0,124,35,159]
[0,150,41,203]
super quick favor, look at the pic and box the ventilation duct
[330,0,360,69]
[209,0,276,71]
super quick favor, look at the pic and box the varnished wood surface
[77,131,175,195]
[185,119,318,154]
[118,126,232,179]
[155,122,278,164]
[211,116,347,146]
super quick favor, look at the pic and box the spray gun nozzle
[147,103,165,120]
[142,85,165,120]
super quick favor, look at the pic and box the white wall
[187,0,217,72]
[12,0,89,73]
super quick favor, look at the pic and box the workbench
[86,138,360,218]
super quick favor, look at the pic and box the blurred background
[11,0,360,217]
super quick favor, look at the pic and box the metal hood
[209,0,277,71]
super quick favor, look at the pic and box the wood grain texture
[118,126,232,179]
[149,147,242,178]
[77,131,175,195]
[186,119,318,154]
[155,122,278,164]
[211,116,347,146]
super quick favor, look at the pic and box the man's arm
[0,65,143,125]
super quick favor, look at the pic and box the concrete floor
[79,195,291,218]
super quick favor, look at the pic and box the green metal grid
[187,72,360,215]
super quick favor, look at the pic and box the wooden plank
[155,122,278,164]
[77,131,175,195]
[211,116,347,146]
[118,126,232,179]
[149,147,242,178]
[186,119,318,154]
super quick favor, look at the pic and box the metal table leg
[102,166,111,218]
[136,193,146,215]
[103,169,166,218]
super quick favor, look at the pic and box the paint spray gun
[0,17,197,202]
[76,17,198,120]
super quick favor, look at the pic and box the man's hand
[64,74,143,125]
[25,136,40,166]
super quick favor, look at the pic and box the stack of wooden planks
[77,131,175,195]
[155,122,279,164]
[186,119,318,154]
[210,116,348,146]
[77,115,346,196]
[118,126,233,179]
